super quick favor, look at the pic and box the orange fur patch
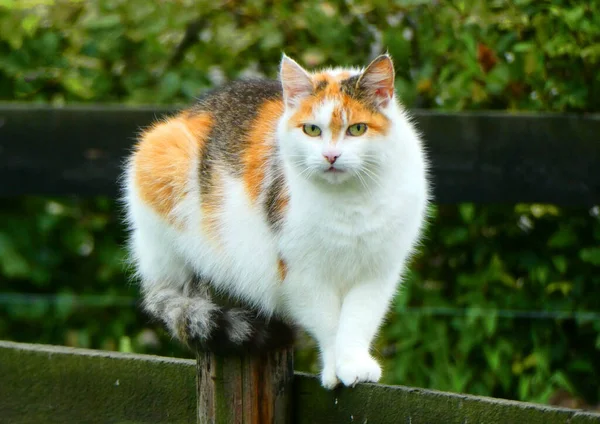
[133,113,213,225]
[242,99,285,202]
[278,257,287,282]
[288,99,316,129]
[338,96,390,136]
[289,69,391,136]
[288,85,390,138]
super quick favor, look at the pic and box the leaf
[55,292,75,320]
[62,74,95,99]
[580,44,600,62]
[157,71,181,100]
[119,336,133,353]
[82,14,122,30]
[518,377,531,399]
[548,228,578,248]
[513,42,534,52]
[0,234,30,278]
[579,247,600,266]
[441,227,470,246]
[551,255,568,273]
[459,203,475,223]
[545,281,572,296]
[21,14,40,36]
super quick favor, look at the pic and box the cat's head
[277,54,396,186]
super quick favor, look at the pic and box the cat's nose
[323,153,341,164]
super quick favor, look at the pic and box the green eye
[302,124,322,137]
[347,123,367,136]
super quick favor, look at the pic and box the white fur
[124,62,430,388]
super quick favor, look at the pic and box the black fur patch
[315,79,328,92]
[340,75,361,97]
[191,308,296,356]
[264,166,287,232]
[191,79,283,195]
[183,276,295,355]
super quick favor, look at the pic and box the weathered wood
[0,104,598,204]
[2,341,599,424]
[0,340,197,424]
[292,372,600,424]
[196,348,294,424]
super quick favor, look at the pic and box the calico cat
[123,53,429,388]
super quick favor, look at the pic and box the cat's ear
[357,54,395,108]
[280,54,313,108]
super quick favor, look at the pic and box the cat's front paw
[321,365,340,389]
[336,353,382,387]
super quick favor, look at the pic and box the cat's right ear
[280,54,313,108]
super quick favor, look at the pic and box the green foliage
[0,0,599,408]
[379,204,600,405]
[1,0,598,111]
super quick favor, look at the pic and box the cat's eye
[347,123,367,136]
[302,124,322,137]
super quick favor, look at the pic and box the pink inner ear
[359,56,395,106]
[375,88,391,98]
[286,84,309,99]
[280,56,313,106]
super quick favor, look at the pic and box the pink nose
[323,153,340,164]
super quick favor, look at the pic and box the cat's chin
[317,168,353,185]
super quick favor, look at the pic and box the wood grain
[196,348,293,424]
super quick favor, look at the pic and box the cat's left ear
[280,54,313,108]
[357,54,395,108]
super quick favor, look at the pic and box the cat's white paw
[336,354,382,387]
[320,366,340,389]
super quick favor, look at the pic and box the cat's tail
[142,285,294,355]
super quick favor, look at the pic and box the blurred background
[0,0,599,411]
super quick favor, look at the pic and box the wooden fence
[1,105,599,423]
[2,341,600,424]
[0,105,598,204]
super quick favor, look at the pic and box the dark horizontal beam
[0,104,598,204]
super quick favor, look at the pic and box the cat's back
[192,78,282,115]
[126,77,285,222]
[125,77,287,309]
[190,78,285,181]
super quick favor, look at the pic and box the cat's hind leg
[128,207,292,354]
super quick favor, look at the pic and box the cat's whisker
[355,171,372,195]
[361,167,382,183]
[358,167,383,191]
[297,164,320,180]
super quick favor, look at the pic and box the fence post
[197,347,294,424]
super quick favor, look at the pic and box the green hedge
[1,0,599,408]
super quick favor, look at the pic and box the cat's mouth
[325,166,344,173]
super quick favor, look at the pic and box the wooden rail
[2,341,599,424]
[1,104,599,204]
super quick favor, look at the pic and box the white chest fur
[279,161,427,297]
